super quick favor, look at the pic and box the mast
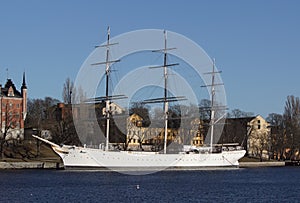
[203,59,223,152]
[143,30,184,154]
[163,30,168,154]
[91,27,123,151]
[105,27,111,151]
[210,59,216,152]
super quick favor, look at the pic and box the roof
[1,79,22,98]
[218,117,256,147]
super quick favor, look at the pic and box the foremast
[163,30,170,154]
[91,27,124,151]
[104,27,111,151]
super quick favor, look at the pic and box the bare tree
[228,109,254,118]
[283,95,300,160]
[251,130,270,161]
[62,78,74,104]
[44,97,60,120]
[266,113,285,160]
[25,98,44,128]
[75,85,87,104]
[0,103,19,158]
[25,97,60,128]
[62,78,87,104]
[199,99,211,120]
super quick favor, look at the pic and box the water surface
[0,167,299,202]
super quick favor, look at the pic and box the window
[8,90,14,96]
[257,120,261,129]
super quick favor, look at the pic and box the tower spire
[22,71,27,89]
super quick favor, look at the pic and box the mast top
[107,26,110,42]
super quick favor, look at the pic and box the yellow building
[126,113,144,150]
[126,114,205,151]
[190,118,205,147]
[247,115,271,160]
[126,113,185,151]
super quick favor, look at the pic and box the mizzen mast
[203,59,223,152]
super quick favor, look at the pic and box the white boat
[33,28,245,171]
[32,135,245,169]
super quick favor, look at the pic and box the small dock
[285,160,300,166]
[239,161,285,168]
[0,161,64,169]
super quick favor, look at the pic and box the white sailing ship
[33,28,246,170]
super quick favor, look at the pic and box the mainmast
[144,30,184,154]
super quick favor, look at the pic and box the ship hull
[52,145,246,170]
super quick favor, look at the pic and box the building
[190,118,205,147]
[220,115,271,160]
[0,73,27,141]
[126,113,144,150]
[247,115,271,160]
[126,113,204,151]
[53,101,126,146]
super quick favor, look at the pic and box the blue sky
[0,0,299,117]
